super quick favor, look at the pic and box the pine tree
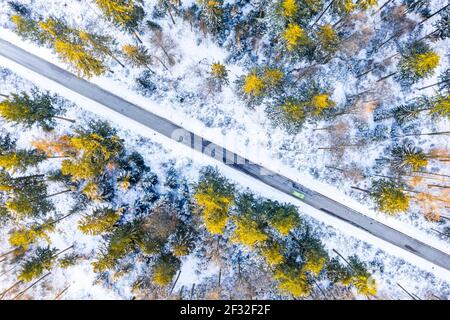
[358,0,378,10]
[152,253,181,286]
[18,246,57,282]
[278,98,307,130]
[314,24,340,61]
[0,149,47,173]
[9,223,55,251]
[393,94,450,123]
[282,23,310,51]
[391,143,428,172]
[370,180,410,214]
[331,0,356,16]
[261,241,285,266]
[4,176,53,219]
[122,44,154,71]
[280,0,299,19]
[265,202,301,236]
[243,71,265,97]
[92,223,138,272]
[273,263,312,298]
[430,94,450,118]
[10,15,43,43]
[36,17,112,78]
[95,0,145,36]
[78,207,121,235]
[0,90,72,130]
[309,93,336,116]
[231,216,268,248]
[193,167,235,235]
[197,0,224,33]
[61,121,124,181]
[54,40,107,78]
[397,42,440,85]
[210,62,229,87]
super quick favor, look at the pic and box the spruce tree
[78,207,121,235]
[0,90,71,131]
[397,42,440,85]
[152,253,181,286]
[370,179,410,214]
[18,246,57,282]
[391,143,428,172]
[193,167,235,235]
[95,0,145,38]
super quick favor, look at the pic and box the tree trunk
[10,174,45,181]
[419,5,449,25]
[416,29,439,42]
[350,186,370,193]
[13,272,51,300]
[0,265,17,278]
[169,270,181,295]
[356,66,378,78]
[0,280,23,299]
[318,144,360,150]
[396,283,417,300]
[164,2,176,25]
[325,165,345,172]
[377,72,397,82]
[55,245,74,258]
[428,184,450,189]
[190,283,195,300]
[133,30,143,44]
[153,55,170,71]
[415,171,450,178]
[332,249,355,271]
[0,248,19,259]
[43,189,72,200]
[312,0,334,28]
[417,79,450,91]
[396,131,450,137]
[53,115,76,123]
[48,211,78,226]
[0,93,9,98]
[54,285,70,300]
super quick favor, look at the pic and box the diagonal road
[1,38,450,272]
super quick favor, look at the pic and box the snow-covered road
[1,38,450,274]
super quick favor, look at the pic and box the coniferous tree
[152,253,181,286]
[273,261,312,298]
[231,215,268,248]
[10,14,43,43]
[122,44,154,72]
[197,0,224,33]
[78,207,121,236]
[396,41,440,85]
[3,175,53,219]
[0,90,73,131]
[390,143,428,172]
[193,167,235,235]
[314,24,341,62]
[18,246,57,282]
[60,121,124,181]
[0,149,47,173]
[370,180,410,214]
[9,223,55,251]
[94,0,145,40]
